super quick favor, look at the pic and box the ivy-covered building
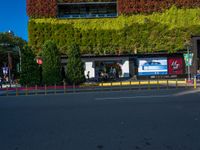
[27,0,200,79]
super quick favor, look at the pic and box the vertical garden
[27,0,200,55]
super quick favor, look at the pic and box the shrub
[20,45,40,86]
[42,40,62,85]
[66,43,85,85]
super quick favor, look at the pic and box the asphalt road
[0,89,200,150]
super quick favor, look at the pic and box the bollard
[73,84,75,93]
[139,80,141,90]
[167,79,169,89]
[120,81,122,90]
[176,79,178,89]
[64,82,66,94]
[35,85,38,95]
[129,81,132,90]
[185,78,187,88]
[148,80,150,90]
[25,85,28,96]
[54,84,57,94]
[16,87,18,96]
[157,79,159,90]
[110,82,113,91]
[194,77,197,89]
[6,87,8,96]
[45,84,47,95]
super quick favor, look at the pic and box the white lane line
[95,95,171,101]
[173,89,200,96]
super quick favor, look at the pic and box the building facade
[27,0,200,79]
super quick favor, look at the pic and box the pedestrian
[0,76,2,88]
[87,71,90,80]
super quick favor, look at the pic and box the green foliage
[29,7,200,54]
[42,40,62,85]
[20,45,40,86]
[66,44,85,85]
[0,32,27,79]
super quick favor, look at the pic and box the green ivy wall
[28,7,200,55]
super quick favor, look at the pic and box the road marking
[173,89,200,96]
[95,95,171,101]
[95,89,200,101]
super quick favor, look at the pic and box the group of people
[0,76,7,88]
[95,67,120,82]
[0,75,14,88]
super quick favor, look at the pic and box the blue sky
[0,0,28,41]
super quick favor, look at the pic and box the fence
[0,79,198,97]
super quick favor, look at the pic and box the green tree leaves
[20,45,40,86]
[42,41,62,85]
[66,44,85,85]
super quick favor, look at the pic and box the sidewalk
[1,83,21,88]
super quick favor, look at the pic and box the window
[58,2,117,18]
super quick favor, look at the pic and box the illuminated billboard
[138,57,168,76]
[168,57,184,75]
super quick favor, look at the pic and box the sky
[0,0,28,41]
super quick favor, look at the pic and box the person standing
[0,76,2,88]
[87,71,90,80]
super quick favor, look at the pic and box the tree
[42,40,62,85]
[66,43,85,85]
[0,32,27,79]
[20,45,40,86]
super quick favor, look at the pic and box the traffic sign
[184,53,193,66]
[2,67,8,75]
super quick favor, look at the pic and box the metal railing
[0,79,199,97]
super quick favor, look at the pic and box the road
[0,89,200,150]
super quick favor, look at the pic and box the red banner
[168,57,184,75]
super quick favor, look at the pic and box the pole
[8,52,12,88]
[187,46,190,81]
[194,77,197,89]
[17,46,21,72]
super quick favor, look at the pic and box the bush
[66,43,85,85]
[42,40,62,85]
[20,45,40,86]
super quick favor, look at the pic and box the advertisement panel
[168,57,184,75]
[138,58,168,76]
[184,53,193,66]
